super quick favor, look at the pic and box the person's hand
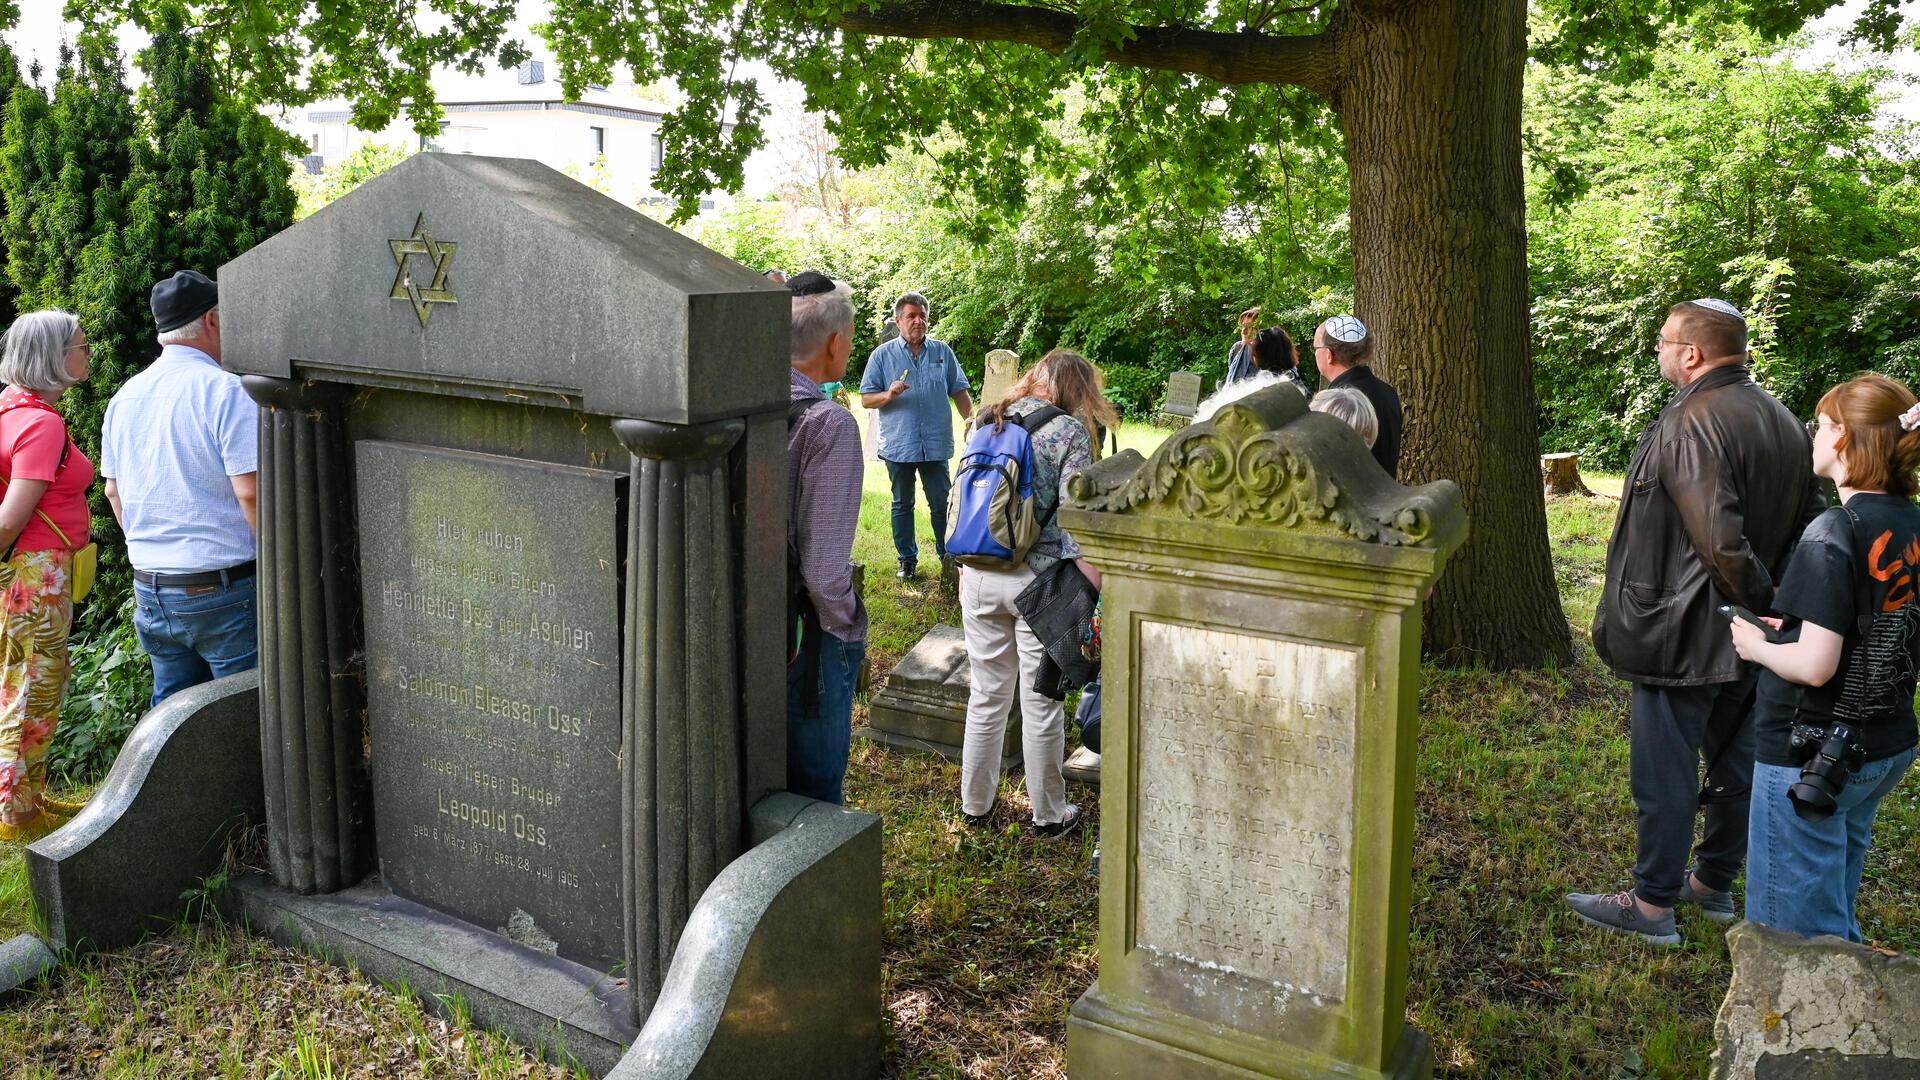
[1238,306,1260,344]
[888,377,909,400]
[1729,616,1780,661]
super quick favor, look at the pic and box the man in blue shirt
[101,270,261,707]
[859,292,973,579]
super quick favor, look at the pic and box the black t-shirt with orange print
[1754,494,1920,766]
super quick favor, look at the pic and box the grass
[2,426,1917,1078]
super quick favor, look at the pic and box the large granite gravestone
[981,348,1020,406]
[1158,370,1203,428]
[860,625,1020,770]
[16,154,881,1079]
[1063,384,1464,1080]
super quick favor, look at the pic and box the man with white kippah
[1311,314,1403,476]
[1572,298,1824,945]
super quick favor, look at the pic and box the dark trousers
[884,458,951,567]
[787,632,866,805]
[1629,675,1757,906]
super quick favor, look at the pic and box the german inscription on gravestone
[358,441,625,968]
[1134,620,1356,1001]
[1164,371,1203,417]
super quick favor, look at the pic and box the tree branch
[837,0,1338,97]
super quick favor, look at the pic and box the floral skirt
[0,548,72,822]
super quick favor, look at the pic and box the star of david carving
[388,213,458,326]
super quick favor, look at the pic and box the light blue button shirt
[100,345,260,573]
[859,336,970,462]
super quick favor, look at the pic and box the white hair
[790,280,854,363]
[156,310,212,346]
[0,310,82,394]
[1310,386,1379,448]
[1195,370,1282,423]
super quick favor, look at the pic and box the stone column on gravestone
[612,416,749,1024]
[1063,384,1465,1080]
[244,375,370,896]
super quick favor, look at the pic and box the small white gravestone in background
[981,349,1019,407]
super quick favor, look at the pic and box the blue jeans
[133,574,260,708]
[1745,746,1915,941]
[883,458,951,567]
[787,631,866,805]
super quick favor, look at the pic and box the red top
[0,390,93,553]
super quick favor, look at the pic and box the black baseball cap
[151,270,219,332]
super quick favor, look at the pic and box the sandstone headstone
[1159,370,1203,428]
[1713,921,1920,1079]
[859,625,1020,770]
[1064,384,1465,1080]
[981,349,1019,406]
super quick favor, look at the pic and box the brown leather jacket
[1592,365,1823,686]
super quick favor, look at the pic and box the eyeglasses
[1805,420,1818,438]
[66,341,91,356]
[1653,336,1695,354]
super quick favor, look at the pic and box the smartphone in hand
[1718,603,1783,643]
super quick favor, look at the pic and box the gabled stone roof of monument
[219,153,788,425]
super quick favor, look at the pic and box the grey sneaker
[1678,873,1737,923]
[1565,889,1682,946]
[1036,804,1083,839]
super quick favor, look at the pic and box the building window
[650,133,664,173]
[517,60,545,85]
[590,126,606,156]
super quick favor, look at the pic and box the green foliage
[294,140,410,219]
[51,595,151,783]
[1527,26,1920,468]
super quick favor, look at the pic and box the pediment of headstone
[219,152,788,424]
[1069,383,1464,548]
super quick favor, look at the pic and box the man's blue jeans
[1746,746,1915,941]
[883,458,951,568]
[787,631,866,805]
[133,574,260,708]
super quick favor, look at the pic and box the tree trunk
[1541,452,1593,496]
[1335,0,1572,667]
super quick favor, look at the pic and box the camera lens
[1788,776,1841,822]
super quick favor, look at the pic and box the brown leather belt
[133,560,256,588]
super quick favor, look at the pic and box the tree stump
[1541,452,1593,496]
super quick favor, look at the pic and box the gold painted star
[388,213,458,326]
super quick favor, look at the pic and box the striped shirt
[788,369,867,642]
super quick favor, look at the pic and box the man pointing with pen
[860,291,973,580]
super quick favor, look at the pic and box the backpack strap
[1012,404,1070,534]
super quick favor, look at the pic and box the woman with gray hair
[1309,386,1380,449]
[0,310,96,841]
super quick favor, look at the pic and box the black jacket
[1328,365,1403,478]
[1592,365,1823,686]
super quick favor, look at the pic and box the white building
[298,60,721,210]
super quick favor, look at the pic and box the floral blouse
[1006,396,1093,574]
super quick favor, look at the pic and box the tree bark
[1335,0,1572,666]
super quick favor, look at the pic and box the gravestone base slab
[859,625,1020,771]
[224,875,638,1076]
[1068,991,1433,1080]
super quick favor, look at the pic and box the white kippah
[1322,314,1367,343]
[1690,298,1743,319]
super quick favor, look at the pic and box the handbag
[1015,557,1101,696]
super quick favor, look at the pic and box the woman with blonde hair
[1731,373,1920,940]
[0,310,96,841]
[957,348,1116,838]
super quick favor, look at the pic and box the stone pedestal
[858,625,1020,770]
[1063,385,1464,1080]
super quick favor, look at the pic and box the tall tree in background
[51,0,1918,666]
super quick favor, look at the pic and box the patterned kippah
[1321,314,1367,343]
[1689,298,1743,319]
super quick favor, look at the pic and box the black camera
[1787,722,1865,822]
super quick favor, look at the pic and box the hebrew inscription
[1134,620,1356,1001]
[358,441,624,967]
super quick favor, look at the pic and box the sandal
[0,812,66,843]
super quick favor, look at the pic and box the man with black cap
[100,270,261,707]
[1311,314,1403,477]
[785,271,866,804]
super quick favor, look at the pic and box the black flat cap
[786,271,837,297]
[151,270,219,332]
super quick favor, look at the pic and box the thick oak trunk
[1335,0,1572,667]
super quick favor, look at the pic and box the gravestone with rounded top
[981,348,1020,406]
[1064,383,1464,1080]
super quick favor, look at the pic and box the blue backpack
[945,405,1066,570]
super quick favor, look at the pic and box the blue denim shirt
[859,337,970,462]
